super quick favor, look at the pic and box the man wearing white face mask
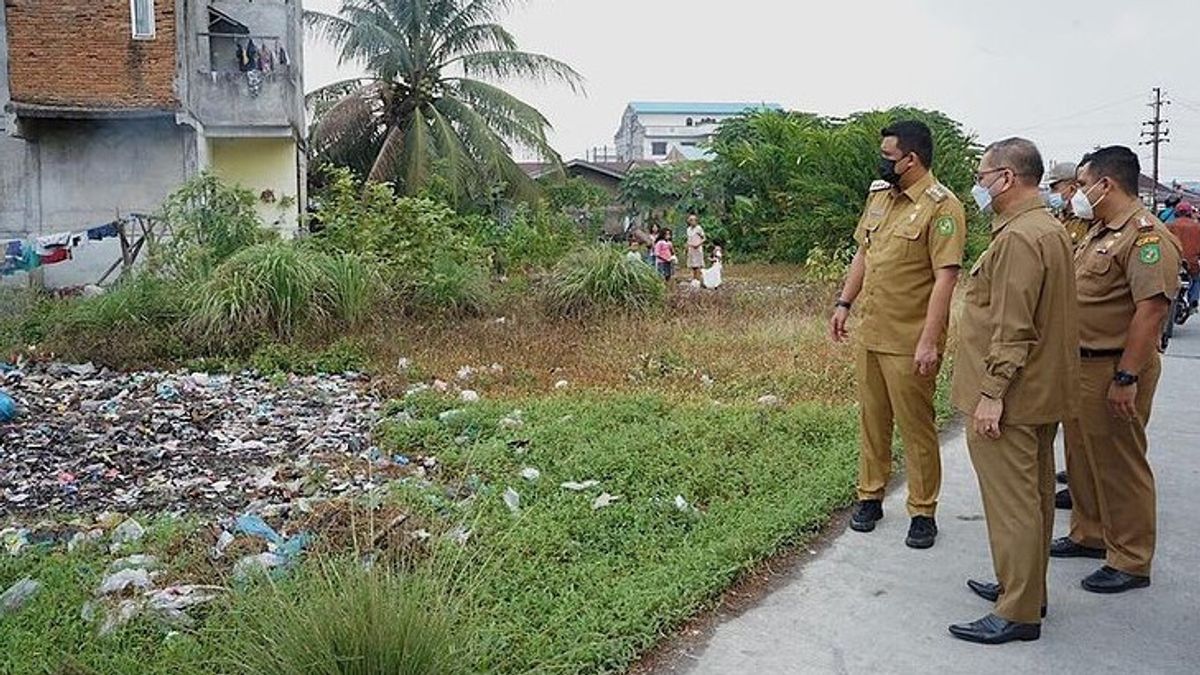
[1045,162,1090,248]
[949,138,1078,644]
[1051,146,1181,595]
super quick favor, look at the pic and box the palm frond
[367,125,406,183]
[403,106,434,191]
[449,50,584,94]
[432,22,517,62]
[446,78,559,161]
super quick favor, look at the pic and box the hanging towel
[260,45,274,73]
[87,222,120,241]
[277,45,289,67]
[3,239,21,259]
[35,232,72,254]
[236,43,248,72]
[38,248,70,265]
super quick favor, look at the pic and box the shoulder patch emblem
[869,180,891,192]
[1137,215,1154,232]
[1139,242,1162,265]
[935,216,956,236]
[925,184,950,203]
[1135,234,1161,247]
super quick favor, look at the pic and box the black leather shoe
[850,500,883,532]
[1081,566,1150,594]
[966,580,1046,617]
[1049,536,1105,559]
[1056,471,1068,485]
[948,613,1040,644]
[1055,488,1072,510]
[905,516,938,549]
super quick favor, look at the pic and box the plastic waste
[560,480,600,492]
[503,487,521,513]
[592,493,621,510]
[0,390,15,422]
[0,578,41,616]
[97,568,153,595]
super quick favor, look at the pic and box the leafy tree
[708,107,983,262]
[306,0,584,203]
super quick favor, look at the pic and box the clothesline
[0,214,150,278]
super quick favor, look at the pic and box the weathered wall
[209,136,300,233]
[185,0,304,134]
[5,118,193,287]
[5,0,178,110]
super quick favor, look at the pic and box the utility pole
[1140,87,1170,210]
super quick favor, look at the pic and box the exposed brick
[6,0,178,109]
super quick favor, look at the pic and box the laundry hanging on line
[0,215,142,276]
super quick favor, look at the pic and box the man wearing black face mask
[830,120,966,549]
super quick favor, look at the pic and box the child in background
[626,239,644,264]
[653,228,675,281]
[645,223,661,265]
[702,245,724,289]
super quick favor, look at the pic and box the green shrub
[248,338,369,375]
[59,276,186,333]
[541,246,665,318]
[497,203,582,272]
[154,172,273,279]
[213,560,464,675]
[405,255,492,317]
[802,246,854,282]
[319,251,381,327]
[187,242,329,346]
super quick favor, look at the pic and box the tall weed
[541,246,665,318]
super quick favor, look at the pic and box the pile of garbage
[0,361,390,516]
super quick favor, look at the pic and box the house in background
[1,0,305,287]
[613,101,783,163]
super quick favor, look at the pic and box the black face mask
[878,156,905,186]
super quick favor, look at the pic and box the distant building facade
[613,101,783,163]
[1,0,305,287]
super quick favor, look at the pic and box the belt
[1080,348,1123,358]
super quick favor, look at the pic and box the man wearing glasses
[948,138,1079,644]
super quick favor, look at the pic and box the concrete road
[678,328,1200,674]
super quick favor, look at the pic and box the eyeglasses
[974,167,1013,184]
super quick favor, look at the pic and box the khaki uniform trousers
[967,422,1057,624]
[1064,354,1160,576]
[855,349,940,517]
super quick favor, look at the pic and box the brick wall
[5,0,178,109]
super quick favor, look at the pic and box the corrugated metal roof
[628,101,783,115]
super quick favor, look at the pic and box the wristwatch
[835,299,853,310]
[1113,370,1139,387]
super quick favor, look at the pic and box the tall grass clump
[215,560,464,675]
[542,246,665,318]
[320,252,381,327]
[405,255,492,317]
[154,172,273,279]
[188,242,329,345]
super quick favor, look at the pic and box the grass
[0,263,961,674]
[540,247,665,318]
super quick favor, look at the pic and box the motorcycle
[1162,262,1192,350]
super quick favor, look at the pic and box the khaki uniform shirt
[1075,202,1181,351]
[951,196,1080,424]
[853,172,967,355]
[1062,216,1091,248]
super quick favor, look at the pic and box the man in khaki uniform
[1045,161,1091,247]
[1051,146,1181,594]
[947,138,1079,644]
[1043,161,1088,512]
[830,120,966,549]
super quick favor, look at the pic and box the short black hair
[1079,146,1140,195]
[881,120,934,168]
[983,137,1044,187]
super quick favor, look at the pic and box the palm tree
[306,0,583,202]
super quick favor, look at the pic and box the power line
[1140,87,1170,209]
[1010,92,1145,133]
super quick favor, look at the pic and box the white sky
[304,0,1200,181]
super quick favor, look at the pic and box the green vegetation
[541,246,665,318]
[305,0,583,204]
[0,395,858,674]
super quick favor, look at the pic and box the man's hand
[974,396,1003,439]
[913,341,939,376]
[829,307,850,343]
[1107,381,1138,421]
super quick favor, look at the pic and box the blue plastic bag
[0,391,15,423]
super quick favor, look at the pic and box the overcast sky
[305,0,1200,181]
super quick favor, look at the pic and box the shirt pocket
[1076,253,1114,293]
[890,215,927,260]
[966,252,991,304]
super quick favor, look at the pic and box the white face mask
[971,171,1008,215]
[971,184,994,214]
[1071,182,1105,221]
